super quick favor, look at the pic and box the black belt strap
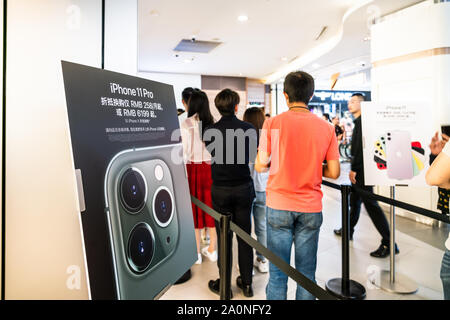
[191,195,338,300]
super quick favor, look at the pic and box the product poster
[361,102,434,187]
[62,61,197,300]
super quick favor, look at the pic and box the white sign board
[361,102,434,187]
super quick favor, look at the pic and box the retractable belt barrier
[322,181,450,224]
[191,195,338,301]
[322,180,449,296]
[191,180,448,301]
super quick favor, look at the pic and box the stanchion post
[390,186,396,283]
[326,184,366,300]
[377,185,418,294]
[341,184,351,295]
[219,213,232,300]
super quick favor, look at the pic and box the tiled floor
[162,164,448,300]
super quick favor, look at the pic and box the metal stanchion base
[376,271,418,294]
[326,278,366,300]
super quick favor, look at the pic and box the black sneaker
[370,244,400,258]
[208,279,233,299]
[236,276,254,298]
[333,228,353,241]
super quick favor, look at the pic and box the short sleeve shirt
[259,111,339,213]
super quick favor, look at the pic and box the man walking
[334,93,399,258]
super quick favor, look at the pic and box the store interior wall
[104,0,137,75]
[1,0,4,298]
[370,0,450,222]
[138,72,202,112]
[3,0,199,299]
[4,0,105,299]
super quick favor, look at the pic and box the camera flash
[155,165,164,181]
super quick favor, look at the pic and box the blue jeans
[266,207,323,300]
[442,249,450,300]
[252,191,267,261]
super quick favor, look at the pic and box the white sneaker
[195,253,202,265]
[201,247,218,262]
[254,258,269,273]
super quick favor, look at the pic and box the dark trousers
[349,183,391,247]
[211,182,255,285]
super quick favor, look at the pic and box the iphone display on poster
[62,61,196,300]
[361,102,434,187]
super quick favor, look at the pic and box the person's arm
[426,151,450,189]
[255,119,271,173]
[179,120,191,163]
[425,133,450,189]
[350,118,363,173]
[323,128,341,179]
[323,160,340,179]
[255,150,270,173]
[429,132,449,164]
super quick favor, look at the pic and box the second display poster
[361,102,434,187]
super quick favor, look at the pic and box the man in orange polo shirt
[256,71,340,300]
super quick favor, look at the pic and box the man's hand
[349,171,357,184]
[429,132,449,155]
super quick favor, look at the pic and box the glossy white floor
[162,186,447,301]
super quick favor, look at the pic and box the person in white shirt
[426,131,450,300]
[180,90,217,265]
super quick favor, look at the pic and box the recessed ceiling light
[363,36,371,42]
[281,57,288,62]
[312,63,321,69]
[237,15,249,22]
[184,58,193,63]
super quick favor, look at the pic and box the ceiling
[138,0,424,83]
[304,0,424,89]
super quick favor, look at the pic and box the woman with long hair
[243,107,269,273]
[180,90,217,264]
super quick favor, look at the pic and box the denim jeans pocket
[267,207,291,229]
[300,212,323,230]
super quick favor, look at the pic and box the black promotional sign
[62,61,196,300]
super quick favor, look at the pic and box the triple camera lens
[153,187,174,227]
[127,223,154,273]
[120,168,147,213]
[120,166,174,274]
